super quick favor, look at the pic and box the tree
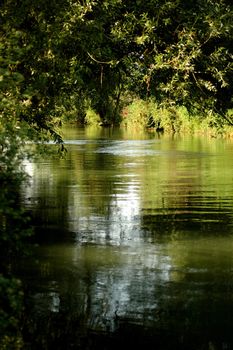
[102,0,233,118]
[2,0,233,129]
[61,0,233,123]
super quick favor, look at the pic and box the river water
[20,126,233,349]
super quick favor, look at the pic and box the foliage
[84,107,101,126]
[121,100,231,136]
[121,99,158,128]
[0,276,24,349]
[0,174,32,265]
[115,0,233,117]
[62,0,232,123]
[1,0,233,128]
[0,158,33,348]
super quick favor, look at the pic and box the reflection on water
[21,126,233,349]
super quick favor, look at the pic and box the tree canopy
[1,0,233,132]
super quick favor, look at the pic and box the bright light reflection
[69,178,142,245]
[69,244,173,332]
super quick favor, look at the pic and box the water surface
[21,126,233,349]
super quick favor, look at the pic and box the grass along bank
[120,99,233,138]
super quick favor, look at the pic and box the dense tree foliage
[1,0,233,129]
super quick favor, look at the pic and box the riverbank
[70,99,233,139]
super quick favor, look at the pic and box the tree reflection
[21,129,233,349]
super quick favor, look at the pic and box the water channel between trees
[20,125,233,349]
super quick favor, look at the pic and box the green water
[21,126,233,349]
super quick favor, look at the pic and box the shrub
[84,108,101,126]
[121,98,160,129]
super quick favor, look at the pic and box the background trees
[1,0,233,130]
[60,0,233,123]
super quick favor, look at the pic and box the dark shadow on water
[22,309,233,350]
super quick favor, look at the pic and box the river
[20,125,233,349]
